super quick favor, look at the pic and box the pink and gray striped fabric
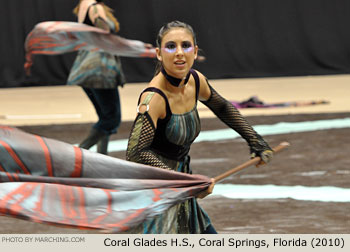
[24,21,156,74]
[0,126,210,232]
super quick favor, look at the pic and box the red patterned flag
[24,21,156,74]
[0,126,210,232]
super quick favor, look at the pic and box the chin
[176,68,188,75]
[165,67,188,78]
[175,66,192,75]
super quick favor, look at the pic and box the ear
[156,48,162,62]
[194,45,198,60]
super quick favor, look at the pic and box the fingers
[208,178,215,194]
[251,152,262,167]
[261,150,273,163]
[197,178,215,199]
[255,160,266,168]
[252,150,274,167]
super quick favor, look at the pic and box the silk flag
[0,126,211,232]
[24,21,156,74]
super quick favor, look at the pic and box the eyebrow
[164,40,193,45]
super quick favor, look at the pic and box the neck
[161,67,191,88]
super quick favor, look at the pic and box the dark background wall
[1,0,350,87]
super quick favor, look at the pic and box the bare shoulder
[193,70,211,101]
[139,89,166,109]
[138,84,167,122]
[193,69,206,81]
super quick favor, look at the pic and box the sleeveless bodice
[141,69,201,161]
[165,107,200,146]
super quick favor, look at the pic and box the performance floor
[0,74,349,233]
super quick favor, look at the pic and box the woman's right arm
[126,92,170,169]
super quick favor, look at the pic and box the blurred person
[69,0,124,154]
[126,21,273,234]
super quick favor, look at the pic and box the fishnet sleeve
[201,82,273,158]
[126,112,170,169]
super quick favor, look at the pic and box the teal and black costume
[126,69,272,233]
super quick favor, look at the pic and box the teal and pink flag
[0,126,211,232]
[24,21,156,74]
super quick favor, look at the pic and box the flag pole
[214,142,290,183]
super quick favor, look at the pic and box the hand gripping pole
[214,142,290,183]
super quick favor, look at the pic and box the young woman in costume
[126,21,273,233]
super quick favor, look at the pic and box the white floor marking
[81,117,350,153]
[5,114,82,120]
[211,184,350,202]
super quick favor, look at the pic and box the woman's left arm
[197,71,273,165]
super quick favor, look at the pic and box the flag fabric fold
[0,126,210,232]
[24,21,156,74]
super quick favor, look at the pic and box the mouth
[174,60,186,66]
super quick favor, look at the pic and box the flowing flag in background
[24,21,156,74]
[0,126,211,232]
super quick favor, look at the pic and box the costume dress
[126,69,212,233]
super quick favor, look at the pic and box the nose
[175,45,184,56]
